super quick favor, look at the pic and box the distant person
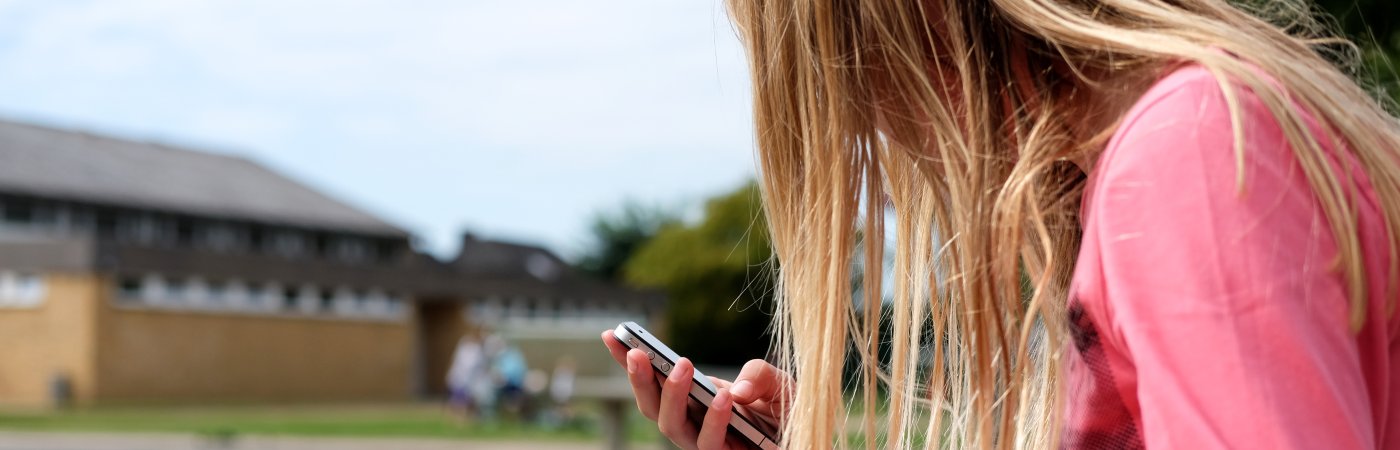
[548,355,577,424]
[522,368,551,423]
[445,335,483,422]
[472,334,506,420]
[491,340,529,419]
[603,0,1400,448]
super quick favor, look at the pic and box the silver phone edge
[613,322,781,449]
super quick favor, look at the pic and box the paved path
[0,432,661,450]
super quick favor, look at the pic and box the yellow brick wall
[0,273,101,407]
[93,295,415,403]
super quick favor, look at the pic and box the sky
[0,0,757,259]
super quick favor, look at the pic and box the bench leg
[601,399,628,450]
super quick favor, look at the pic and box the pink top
[1063,64,1400,449]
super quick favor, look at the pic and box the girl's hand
[601,330,790,450]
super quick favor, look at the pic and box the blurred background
[0,1,1392,450]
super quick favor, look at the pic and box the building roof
[452,233,665,305]
[454,233,570,281]
[0,120,405,236]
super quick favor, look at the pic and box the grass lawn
[0,402,662,443]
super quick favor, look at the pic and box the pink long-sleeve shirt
[1063,64,1400,448]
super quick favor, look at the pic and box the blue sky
[0,0,757,258]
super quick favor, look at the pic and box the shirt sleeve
[1083,68,1375,449]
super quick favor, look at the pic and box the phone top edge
[612,321,782,447]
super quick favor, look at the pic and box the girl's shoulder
[1097,63,1274,182]
[1073,60,1355,311]
[1085,61,1327,218]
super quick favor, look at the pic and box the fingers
[600,330,628,366]
[604,330,747,449]
[729,359,791,406]
[696,388,735,450]
[624,349,662,420]
[656,358,699,447]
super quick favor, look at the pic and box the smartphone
[612,321,781,450]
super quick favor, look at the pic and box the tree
[1288,0,1399,104]
[575,201,678,282]
[623,182,775,366]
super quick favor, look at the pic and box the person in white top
[549,355,577,424]
[445,335,483,421]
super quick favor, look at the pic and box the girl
[603,0,1400,448]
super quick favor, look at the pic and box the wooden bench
[504,326,642,450]
[502,324,743,450]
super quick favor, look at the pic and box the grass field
[0,403,661,443]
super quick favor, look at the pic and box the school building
[0,120,662,407]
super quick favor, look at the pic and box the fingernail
[731,380,753,399]
[714,389,732,410]
[670,360,688,380]
[627,356,636,374]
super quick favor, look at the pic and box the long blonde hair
[724,0,1400,448]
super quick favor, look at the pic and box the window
[282,286,300,311]
[373,240,398,264]
[0,271,46,307]
[362,289,389,315]
[183,277,211,306]
[202,224,239,252]
[248,227,265,253]
[95,210,118,238]
[313,233,331,258]
[122,214,166,244]
[164,278,186,305]
[221,280,252,309]
[117,277,142,300]
[147,215,176,246]
[318,288,334,313]
[12,273,44,305]
[206,280,225,307]
[271,230,308,258]
[0,198,56,228]
[244,283,261,299]
[558,299,578,319]
[508,298,529,320]
[385,293,405,317]
[471,296,504,324]
[253,281,280,311]
[50,204,74,232]
[66,207,93,233]
[536,300,557,320]
[293,284,321,314]
[332,286,358,315]
[175,218,195,247]
[334,237,370,263]
[3,198,34,224]
[140,274,167,303]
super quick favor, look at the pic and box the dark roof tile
[0,120,405,236]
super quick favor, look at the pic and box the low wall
[94,296,414,403]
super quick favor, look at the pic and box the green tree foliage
[623,183,775,366]
[1303,0,1399,104]
[575,201,678,282]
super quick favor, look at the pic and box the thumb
[727,359,790,405]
